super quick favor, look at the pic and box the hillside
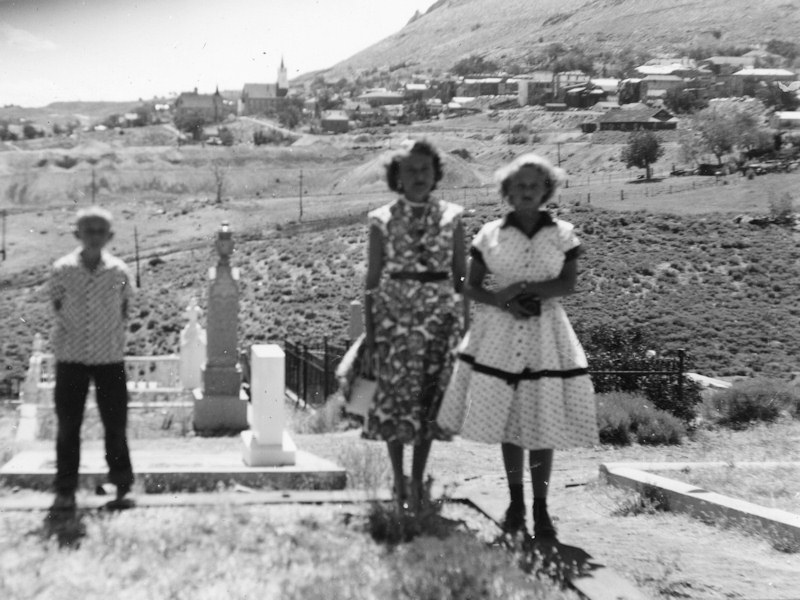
[317,0,800,78]
[2,203,798,387]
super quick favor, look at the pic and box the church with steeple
[277,57,288,98]
[240,56,290,115]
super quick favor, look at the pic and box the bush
[289,397,345,434]
[597,393,686,446]
[218,127,235,147]
[253,129,293,146]
[768,191,795,223]
[707,379,800,428]
[577,323,702,423]
[55,155,79,169]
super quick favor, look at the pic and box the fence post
[323,337,330,400]
[302,344,309,406]
[349,300,364,342]
[677,348,686,407]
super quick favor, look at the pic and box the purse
[335,334,377,419]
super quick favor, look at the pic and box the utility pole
[557,142,562,167]
[134,225,141,287]
[1,209,6,261]
[507,112,512,144]
[298,169,304,221]
[90,167,97,203]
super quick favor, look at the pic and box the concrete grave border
[600,461,800,547]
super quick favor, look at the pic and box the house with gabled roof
[596,105,677,131]
[174,88,225,123]
[730,67,797,96]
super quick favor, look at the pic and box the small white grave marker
[241,344,296,466]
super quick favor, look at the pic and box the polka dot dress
[437,212,598,450]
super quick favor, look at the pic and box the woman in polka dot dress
[437,153,598,540]
[364,139,466,510]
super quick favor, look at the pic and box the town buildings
[239,58,290,116]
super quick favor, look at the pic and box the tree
[211,160,226,203]
[452,54,499,76]
[22,124,41,139]
[174,110,207,141]
[276,99,304,130]
[687,100,768,164]
[218,126,235,147]
[621,130,664,180]
[663,88,707,114]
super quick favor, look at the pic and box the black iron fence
[588,349,687,406]
[284,338,349,407]
[284,337,688,409]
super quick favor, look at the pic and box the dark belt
[389,271,449,282]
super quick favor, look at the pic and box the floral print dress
[363,197,464,444]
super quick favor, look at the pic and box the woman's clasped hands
[494,281,541,319]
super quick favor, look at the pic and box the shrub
[707,379,800,428]
[597,393,686,446]
[218,127,235,147]
[289,396,345,434]
[768,191,795,223]
[577,323,702,423]
[366,477,448,544]
[55,155,79,169]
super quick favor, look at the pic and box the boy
[49,206,135,510]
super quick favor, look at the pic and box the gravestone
[241,344,296,466]
[193,222,248,431]
[179,297,206,390]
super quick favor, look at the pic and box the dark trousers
[54,362,134,494]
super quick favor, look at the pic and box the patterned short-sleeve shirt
[49,247,134,364]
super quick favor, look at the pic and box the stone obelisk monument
[193,222,248,431]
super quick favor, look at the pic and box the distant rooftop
[732,68,796,77]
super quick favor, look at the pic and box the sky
[0,0,438,107]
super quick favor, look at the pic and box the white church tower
[277,56,288,98]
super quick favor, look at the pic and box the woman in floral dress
[363,139,466,509]
[438,153,597,540]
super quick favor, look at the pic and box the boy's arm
[49,266,65,312]
[121,265,135,320]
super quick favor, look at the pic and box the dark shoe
[533,503,558,540]
[502,501,527,534]
[105,490,136,511]
[394,476,409,511]
[51,492,76,511]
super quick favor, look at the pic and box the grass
[665,464,800,515]
[0,503,578,600]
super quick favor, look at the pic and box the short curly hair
[385,139,444,193]
[75,205,113,230]
[495,153,566,203]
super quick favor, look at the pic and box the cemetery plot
[662,463,800,515]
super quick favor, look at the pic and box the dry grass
[0,503,578,600]
[666,463,800,515]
